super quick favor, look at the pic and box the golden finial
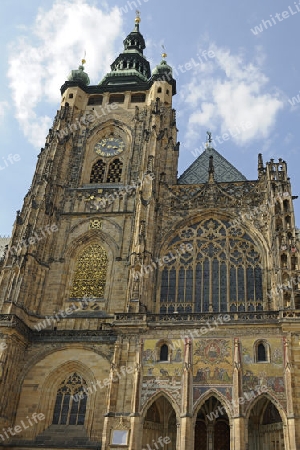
[162,45,167,59]
[82,50,86,66]
[135,10,141,23]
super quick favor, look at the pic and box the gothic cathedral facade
[0,16,300,450]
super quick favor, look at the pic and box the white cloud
[7,0,123,148]
[180,44,284,147]
[0,101,9,123]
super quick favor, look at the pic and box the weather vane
[161,44,167,59]
[135,10,141,23]
[82,50,86,65]
[206,131,212,145]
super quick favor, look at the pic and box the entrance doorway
[194,396,230,450]
[143,395,177,449]
[248,397,284,449]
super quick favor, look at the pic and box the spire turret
[151,47,176,93]
[99,12,151,86]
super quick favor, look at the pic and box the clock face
[94,137,125,157]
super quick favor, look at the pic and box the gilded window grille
[107,159,123,183]
[90,159,106,183]
[52,373,87,425]
[159,218,263,313]
[70,244,108,298]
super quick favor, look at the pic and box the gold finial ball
[162,52,167,59]
[82,59,86,65]
[135,10,141,22]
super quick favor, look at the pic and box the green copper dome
[152,59,173,77]
[68,64,90,86]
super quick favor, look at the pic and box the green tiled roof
[178,147,247,184]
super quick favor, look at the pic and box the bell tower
[0,12,178,318]
[0,16,180,447]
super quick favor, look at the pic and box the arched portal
[142,396,177,450]
[248,397,284,449]
[194,396,230,450]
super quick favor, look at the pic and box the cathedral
[0,13,300,450]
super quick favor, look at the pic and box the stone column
[283,336,296,450]
[129,339,143,450]
[128,415,143,450]
[101,339,122,450]
[179,338,193,450]
[232,338,245,450]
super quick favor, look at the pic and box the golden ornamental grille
[107,159,123,183]
[90,159,106,183]
[70,244,108,298]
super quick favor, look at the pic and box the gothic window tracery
[70,244,108,298]
[52,373,87,425]
[159,219,263,313]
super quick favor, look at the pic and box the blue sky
[0,0,300,235]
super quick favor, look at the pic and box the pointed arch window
[90,159,106,183]
[52,373,87,425]
[70,244,108,298]
[159,219,263,313]
[107,159,123,183]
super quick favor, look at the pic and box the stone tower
[0,14,300,450]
